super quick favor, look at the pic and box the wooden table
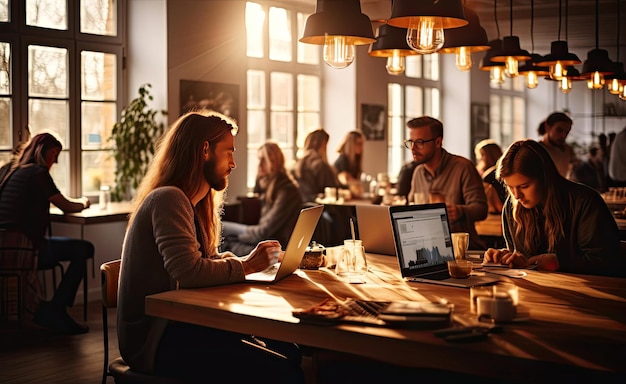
[145,253,626,381]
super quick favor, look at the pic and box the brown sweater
[117,186,245,373]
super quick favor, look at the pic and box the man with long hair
[117,111,304,382]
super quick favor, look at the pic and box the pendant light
[368,22,419,75]
[368,1,419,76]
[386,0,467,55]
[480,39,506,85]
[439,6,490,72]
[581,0,615,89]
[517,0,548,89]
[606,0,625,96]
[300,0,375,69]
[490,0,530,77]
[536,0,581,80]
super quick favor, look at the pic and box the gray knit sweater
[117,186,246,373]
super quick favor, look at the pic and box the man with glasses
[405,116,488,249]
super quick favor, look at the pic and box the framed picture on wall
[180,80,239,121]
[471,103,490,159]
[361,104,385,141]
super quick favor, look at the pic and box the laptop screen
[389,203,455,277]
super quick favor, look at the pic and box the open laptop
[245,204,323,283]
[388,203,501,288]
[355,204,396,256]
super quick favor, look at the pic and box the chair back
[101,259,121,309]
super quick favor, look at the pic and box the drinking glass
[451,232,469,260]
[335,240,367,283]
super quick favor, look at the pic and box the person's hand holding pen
[242,240,282,275]
[483,248,528,268]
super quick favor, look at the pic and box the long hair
[16,131,63,168]
[295,129,330,178]
[497,139,566,254]
[130,110,238,253]
[474,139,503,174]
[336,130,364,175]
[257,141,292,205]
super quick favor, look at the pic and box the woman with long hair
[293,129,339,202]
[334,130,365,198]
[222,141,302,255]
[484,139,622,276]
[0,131,93,334]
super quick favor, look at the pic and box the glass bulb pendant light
[491,66,505,85]
[405,17,444,54]
[620,85,626,100]
[324,36,355,69]
[455,46,473,71]
[587,71,605,90]
[607,78,623,95]
[559,76,572,93]
[386,51,406,75]
[526,70,539,89]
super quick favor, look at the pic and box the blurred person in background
[222,142,302,255]
[609,127,626,187]
[537,112,578,179]
[333,131,365,198]
[474,139,506,214]
[571,146,607,193]
[292,129,339,203]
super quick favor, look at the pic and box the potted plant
[110,83,167,201]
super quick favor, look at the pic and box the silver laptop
[355,204,396,256]
[245,204,323,283]
[389,203,501,288]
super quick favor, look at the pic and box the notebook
[245,204,323,283]
[388,203,501,288]
[355,204,396,256]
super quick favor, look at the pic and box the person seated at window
[333,131,365,198]
[484,140,623,277]
[571,146,608,193]
[292,129,339,203]
[0,132,93,334]
[474,139,505,214]
[222,142,302,255]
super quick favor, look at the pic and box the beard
[203,157,228,191]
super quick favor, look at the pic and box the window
[489,76,526,147]
[1,0,122,197]
[245,1,321,190]
[387,54,441,178]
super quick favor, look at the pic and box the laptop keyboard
[341,299,391,320]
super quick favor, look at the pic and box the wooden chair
[0,229,63,325]
[100,260,182,384]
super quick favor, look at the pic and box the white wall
[441,54,472,159]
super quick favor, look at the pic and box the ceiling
[303,0,626,62]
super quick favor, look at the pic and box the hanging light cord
[509,0,513,36]
[565,0,568,40]
[617,0,620,61]
[595,0,599,49]
[494,0,500,38]
[530,0,535,53]
[557,0,562,41]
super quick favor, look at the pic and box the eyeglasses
[403,138,437,149]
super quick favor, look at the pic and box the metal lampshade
[537,41,582,66]
[387,0,467,29]
[439,7,489,53]
[491,36,531,62]
[479,39,506,71]
[606,62,626,84]
[581,48,615,76]
[300,0,375,45]
[518,54,550,76]
[368,23,419,57]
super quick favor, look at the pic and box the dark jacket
[293,151,339,203]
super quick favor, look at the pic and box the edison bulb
[406,18,444,54]
[323,36,355,69]
[504,57,519,77]
[559,77,572,93]
[620,86,626,100]
[455,46,472,71]
[525,71,539,89]
[587,71,604,90]
[550,62,565,80]
[490,66,505,84]
[386,51,405,75]
[607,78,622,95]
